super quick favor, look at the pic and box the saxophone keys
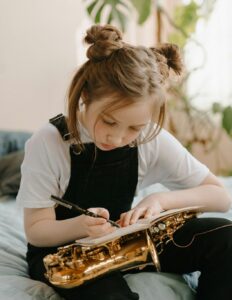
[158,223,166,231]
[165,239,172,245]
[149,226,159,234]
[154,226,160,233]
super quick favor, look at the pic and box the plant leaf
[130,0,152,24]
[169,1,199,48]
[222,106,232,136]
[212,102,223,114]
[95,3,105,23]
[107,11,113,24]
[86,0,98,16]
[85,0,128,31]
[112,7,127,31]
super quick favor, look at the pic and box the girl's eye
[102,119,116,126]
[130,127,141,132]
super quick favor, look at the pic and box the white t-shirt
[16,122,209,208]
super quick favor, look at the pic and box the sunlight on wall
[185,0,232,109]
[0,0,85,131]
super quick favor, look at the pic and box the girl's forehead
[90,97,153,124]
[90,94,154,111]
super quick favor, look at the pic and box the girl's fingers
[88,207,110,220]
[120,208,145,227]
[86,216,107,226]
[83,207,117,237]
[143,207,153,219]
[88,221,116,237]
[120,206,158,227]
[130,208,145,224]
[119,211,133,227]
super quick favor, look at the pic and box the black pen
[50,195,120,228]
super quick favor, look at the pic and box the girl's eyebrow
[102,113,147,127]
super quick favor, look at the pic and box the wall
[0,0,155,132]
[0,0,87,131]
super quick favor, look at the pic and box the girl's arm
[24,206,116,247]
[120,172,232,227]
[156,172,231,212]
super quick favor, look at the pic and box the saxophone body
[43,209,198,288]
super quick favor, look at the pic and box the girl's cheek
[95,123,105,136]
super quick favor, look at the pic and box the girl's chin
[98,143,117,151]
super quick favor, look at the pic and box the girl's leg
[54,271,139,300]
[159,217,232,300]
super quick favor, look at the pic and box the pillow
[0,150,24,196]
[0,131,31,157]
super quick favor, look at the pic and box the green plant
[168,1,199,48]
[212,103,232,137]
[162,1,232,143]
[83,0,152,31]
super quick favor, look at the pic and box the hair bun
[155,43,183,75]
[85,25,123,61]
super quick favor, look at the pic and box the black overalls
[26,114,140,300]
[26,115,232,300]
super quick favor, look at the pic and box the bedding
[0,130,31,156]
[1,130,232,300]
[0,151,24,197]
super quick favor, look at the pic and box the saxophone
[43,208,198,288]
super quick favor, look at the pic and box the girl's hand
[80,207,116,238]
[119,194,164,227]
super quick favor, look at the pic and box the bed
[1,130,232,300]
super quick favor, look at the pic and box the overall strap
[49,114,71,141]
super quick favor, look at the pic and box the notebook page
[75,221,148,246]
[75,206,200,246]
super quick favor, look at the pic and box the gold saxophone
[43,208,198,288]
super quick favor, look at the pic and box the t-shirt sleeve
[16,124,67,208]
[140,129,209,191]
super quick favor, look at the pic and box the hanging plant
[168,1,200,48]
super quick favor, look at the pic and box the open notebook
[75,206,200,246]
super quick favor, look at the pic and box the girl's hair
[67,24,183,149]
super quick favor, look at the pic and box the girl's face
[80,97,153,151]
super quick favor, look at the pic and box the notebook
[75,206,200,246]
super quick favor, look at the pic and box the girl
[17,25,232,300]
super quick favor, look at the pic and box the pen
[50,195,120,228]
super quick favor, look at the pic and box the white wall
[0,0,87,131]
[0,0,155,132]
[186,0,232,109]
